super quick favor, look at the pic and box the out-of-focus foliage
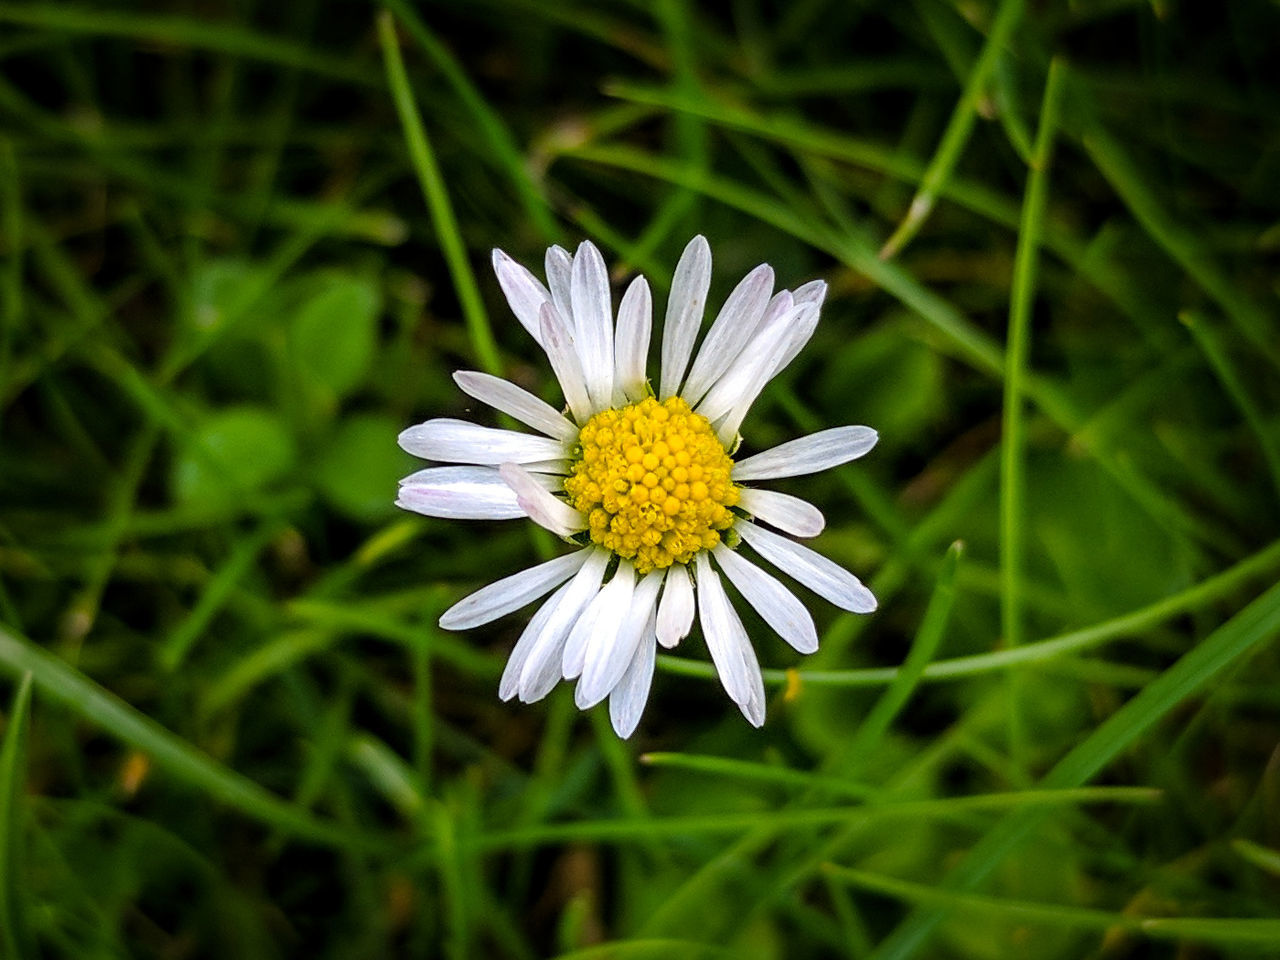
[1,1,1279,957]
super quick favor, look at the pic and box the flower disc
[564,396,739,572]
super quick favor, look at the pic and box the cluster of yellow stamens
[563,396,739,573]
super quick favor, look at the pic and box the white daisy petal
[517,549,611,701]
[737,520,877,613]
[545,245,574,325]
[700,289,815,427]
[681,263,774,407]
[399,418,568,465]
[554,590,604,684]
[659,235,712,399]
[792,278,828,308]
[453,371,578,442]
[396,466,524,520]
[763,289,794,322]
[737,487,826,537]
[439,548,591,630]
[614,275,652,404]
[656,563,695,648]
[713,543,819,654]
[698,288,824,445]
[570,240,614,410]
[498,463,585,537]
[740,645,767,727]
[563,562,635,681]
[723,588,766,727]
[500,580,573,700]
[694,552,766,726]
[538,302,593,424]
[732,425,879,481]
[609,614,657,739]
[767,294,825,379]
[578,569,662,709]
[715,303,821,445]
[697,386,748,434]
[693,296,794,423]
[698,302,818,433]
[492,248,551,346]
[520,459,573,476]
[399,466,560,489]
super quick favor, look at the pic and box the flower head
[398,237,877,737]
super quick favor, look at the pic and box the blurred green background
[2,0,1280,957]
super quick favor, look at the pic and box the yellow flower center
[564,396,739,574]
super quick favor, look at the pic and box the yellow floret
[562,396,740,573]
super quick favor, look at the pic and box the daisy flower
[397,237,877,737]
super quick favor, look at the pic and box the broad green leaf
[172,406,296,508]
[316,414,413,522]
[290,275,380,396]
[189,258,256,334]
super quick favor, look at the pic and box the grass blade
[1001,58,1066,774]
[377,10,501,375]
[0,624,382,852]
[0,2,380,86]
[1181,309,1280,502]
[1232,839,1280,879]
[640,752,877,801]
[1081,123,1280,369]
[160,520,282,671]
[834,542,963,774]
[470,788,1160,852]
[659,538,1280,688]
[0,138,20,399]
[868,577,1280,960]
[378,0,560,243]
[0,672,33,960]
[828,865,1280,947]
[878,0,1025,259]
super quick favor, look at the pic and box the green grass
[2,1,1279,957]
